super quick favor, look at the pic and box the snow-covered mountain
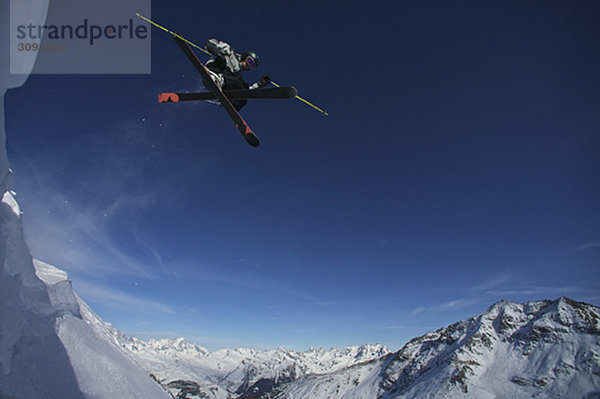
[19,257,390,399]
[46,275,595,399]
[0,4,168,397]
[119,335,390,398]
[33,260,171,398]
[0,194,170,398]
[17,255,600,399]
[271,297,600,399]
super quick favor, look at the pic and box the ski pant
[222,75,248,111]
[203,71,248,111]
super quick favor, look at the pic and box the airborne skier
[173,35,261,146]
[203,38,271,111]
[137,13,327,147]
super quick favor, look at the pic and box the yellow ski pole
[135,13,211,56]
[270,81,329,116]
[136,13,329,116]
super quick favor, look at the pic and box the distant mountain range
[121,336,390,398]
[112,294,599,398]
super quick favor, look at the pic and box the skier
[203,38,270,110]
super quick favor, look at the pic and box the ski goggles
[245,57,257,70]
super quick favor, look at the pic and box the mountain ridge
[76,291,599,399]
[117,327,391,398]
[272,296,600,399]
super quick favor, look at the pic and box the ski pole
[135,13,329,116]
[135,13,211,56]
[270,81,329,116]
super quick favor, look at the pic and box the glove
[258,75,271,88]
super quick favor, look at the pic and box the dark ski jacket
[205,38,249,91]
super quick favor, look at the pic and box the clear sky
[5,1,600,351]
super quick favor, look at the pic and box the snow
[109,300,599,398]
[0,189,83,397]
[118,333,391,398]
[273,297,600,399]
[34,258,70,285]
[1,190,21,216]
[0,2,169,397]
[274,357,389,399]
[31,259,170,398]
[56,312,168,399]
[0,230,170,398]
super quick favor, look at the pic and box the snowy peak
[124,337,389,373]
[124,337,211,358]
[119,336,391,398]
[269,298,600,399]
[472,296,600,352]
[379,297,600,398]
[531,296,600,335]
[219,343,391,397]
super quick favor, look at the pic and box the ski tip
[158,93,179,103]
[246,133,260,147]
[235,123,260,147]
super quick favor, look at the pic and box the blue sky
[5,1,600,351]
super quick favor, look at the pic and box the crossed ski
[168,36,297,147]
